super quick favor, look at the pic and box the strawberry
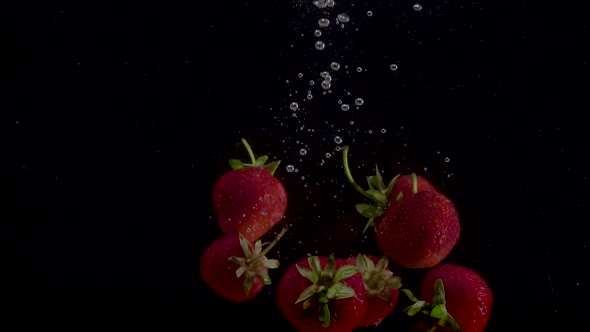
[199,227,287,302]
[342,148,435,233]
[346,254,402,327]
[212,138,288,242]
[276,255,367,332]
[401,264,493,332]
[342,146,460,268]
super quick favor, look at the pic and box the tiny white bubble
[368,130,373,134]
[337,13,350,23]
[341,104,350,111]
[413,3,423,11]
[335,146,341,151]
[325,152,332,158]
[299,148,307,156]
[445,157,451,162]
[356,66,363,72]
[354,98,364,106]
[321,80,331,90]
[381,128,386,133]
[297,73,303,78]
[309,80,315,85]
[318,18,330,28]
[367,10,373,17]
[330,62,340,71]
[315,40,326,50]
[286,165,295,172]
[290,102,299,111]
[334,136,343,144]
[314,29,322,37]
[242,214,246,217]
[390,63,399,71]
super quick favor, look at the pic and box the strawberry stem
[241,138,257,164]
[248,227,288,264]
[342,146,379,201]
[411,172,418,194]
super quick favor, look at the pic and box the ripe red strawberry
[346,254,402,327]
[342,146,460,268]
[401,264,493,332]
[276,255,367,332]
[199,227,287,302]
[212,138,288,242]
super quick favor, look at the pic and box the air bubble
[354,98,364,106]
[368,130,373,134]
[413,3,422,11]
[367,10,373,17]
[330,62,340,71]
[337,13,350,23]
[320,71,329,78]
[334,136,343,144]
[445,157,451,162]
[321,80,331,90]
[299,149,307,156]
[286,165,295,172]
[390,64,399,71]
[335,146,341,151]
[297,73,303,78]
[325,152,332,158]
[341,104,350,111]
[381,128,386,133]
[314,29,322,37]
[327,0,335,7]
[315,41,326,50]
[318,18,330,28]
[306,93,313,100]
[309,80,315,85]
[356,66,363,72]
[289,102,299,111]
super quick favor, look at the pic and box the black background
[8,0,589,330]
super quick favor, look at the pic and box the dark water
[8,0,588,330]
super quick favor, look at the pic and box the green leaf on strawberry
[401,279,464,332]
[342,146,401,233]
[228,138,281,175]
[294,255,358,327]
[228,227,288,295]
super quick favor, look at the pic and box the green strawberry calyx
[294,255,358,328]
[228,138,281,175]
[401,279,464,332]
[342,146,401,233]
[356,254,402,302]
[228,227,288,295]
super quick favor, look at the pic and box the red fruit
[342,146,460,268]
[346,254,402,327]
[212,138,287,242]
[199,227,287,302]
[276,255,367,332]
[376,190,460,268]
[418,264,493,332]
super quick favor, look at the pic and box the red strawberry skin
[391,174,437,200]
[346,255,399,327]
[276,256,367,332]
[199,235,263,302]
[376,190,460,268]
[420,264,493,332]
[212,167,287,242]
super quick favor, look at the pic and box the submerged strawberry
[199,227,287,302]
[276,255,367,332]
[347,254,402,327]
[212,138,287,242]
[401,264,493,332]
[342,146,460,268]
